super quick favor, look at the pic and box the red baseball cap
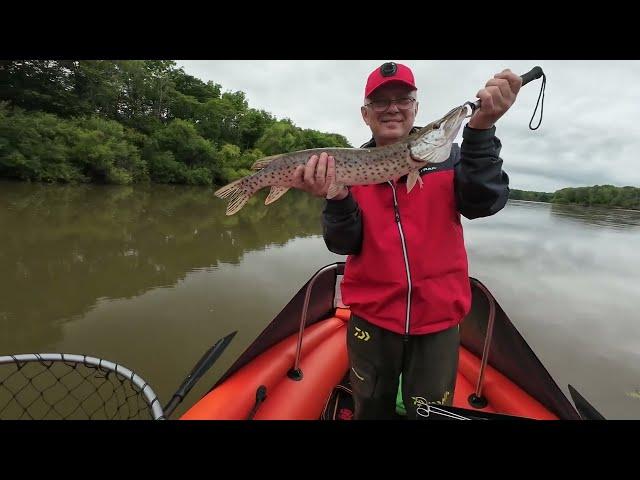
[365,62,416,98]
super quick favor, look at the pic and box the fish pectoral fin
[326,182,346,200]
[406,170,423,193]
[265,186,290,205]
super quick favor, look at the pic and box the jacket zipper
[388,181,412,337]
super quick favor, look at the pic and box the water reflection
[1,183,639,419]
[549,201,640,230]
[463,199,640,419]
[0,181,326,352]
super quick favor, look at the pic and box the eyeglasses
[364,97,416,113]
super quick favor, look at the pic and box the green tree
[0,60,79,117]
[255,120,303,155]
[0,60,362,187]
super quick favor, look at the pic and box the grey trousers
[347,313,460,420]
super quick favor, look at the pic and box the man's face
[361,83,418,147]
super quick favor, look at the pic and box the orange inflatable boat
[180,263,588,421]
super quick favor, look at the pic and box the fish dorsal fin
[251,154,284,171]
[265,186,290,205]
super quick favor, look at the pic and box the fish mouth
[444,104,470,123]
[437,106,469,138]
[407,104,469,164]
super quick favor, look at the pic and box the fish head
[407,104,471,164]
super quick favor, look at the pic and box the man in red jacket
[292,62,521,419]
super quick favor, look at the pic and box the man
[292,62,520,419]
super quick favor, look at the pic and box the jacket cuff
[462,124,496,142]
[324,191,357,215]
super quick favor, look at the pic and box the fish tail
[214,177,256,215]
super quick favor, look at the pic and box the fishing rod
[465,65,546,130]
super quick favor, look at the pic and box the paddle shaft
[163,330,237,418]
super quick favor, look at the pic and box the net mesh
[0,354,161,420]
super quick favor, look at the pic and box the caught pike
[214,66,545,216]
[214,103,471,216]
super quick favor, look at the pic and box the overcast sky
[175,60,640,193]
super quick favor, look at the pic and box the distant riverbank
[509,186,640,210]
